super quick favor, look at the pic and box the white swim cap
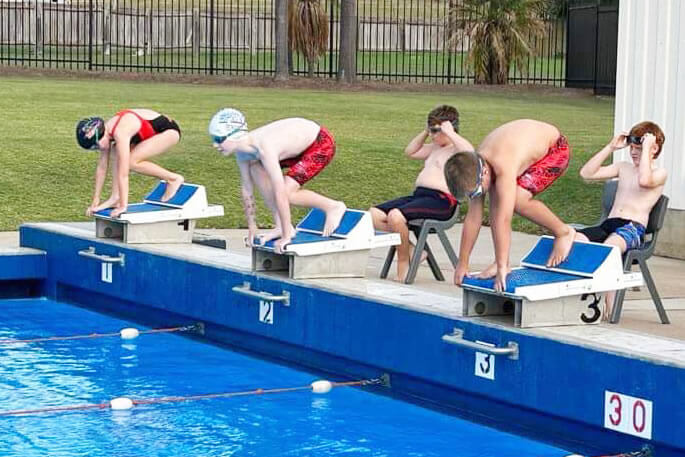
[208,108,248,142]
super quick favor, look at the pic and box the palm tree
[449,0,546,85]
[288,0,329,78]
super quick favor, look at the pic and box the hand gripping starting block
[461,236,643,328]
[94,182,224,244]
[252,208,400,279]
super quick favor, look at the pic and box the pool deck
[4,222,685,368]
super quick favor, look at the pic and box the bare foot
[409,243,428,264]
[161,176,184,202]
[257,228,284,244]
[322,201,347,237]
[547,226,576,267]
[475,262,498,279]
[395,258,410,283]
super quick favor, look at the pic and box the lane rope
[0,323,203,345]
[0,377,387,416]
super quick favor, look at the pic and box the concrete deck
[3,223,684,342]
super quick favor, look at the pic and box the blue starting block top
[254,231,338,249]
[462,268,584,295]
[297,209,364,237]
[145,182,198,207]
[96,203,169,217]
[522,236,613,277]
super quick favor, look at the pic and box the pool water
[0,298,572,457]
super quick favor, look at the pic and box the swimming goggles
[626,134,643,145]
[212,126,245,145]
[466,155,485,200]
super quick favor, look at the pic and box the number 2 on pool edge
[259,300,274,325]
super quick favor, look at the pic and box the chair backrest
[599,179,619,223]
[646,194,669,234]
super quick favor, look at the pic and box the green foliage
[449,0,547,84]
[0,75,613,234]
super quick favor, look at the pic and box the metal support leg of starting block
[253,249,370,279]
[463,289,605,328]
[96,219,196,244]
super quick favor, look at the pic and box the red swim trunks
[279,126,335,186]
[516,135,570,196]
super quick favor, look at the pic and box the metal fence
[1,0,567,85]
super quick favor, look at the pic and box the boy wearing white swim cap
[209,109,346,253]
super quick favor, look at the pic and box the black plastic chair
[380,209,460,284]
[575,180,670,324]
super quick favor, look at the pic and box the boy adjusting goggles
[626,134,643,145]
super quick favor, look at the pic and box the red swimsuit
[109,110,181,147]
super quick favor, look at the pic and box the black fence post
[209,0,214,75]
[88,0,94,70]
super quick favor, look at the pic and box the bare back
[250,118,321,161]
[610,163,665,226]
[479,119,561,175]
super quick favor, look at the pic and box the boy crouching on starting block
[576,121,667,319]
[444,119,576,293]
[209,109,346,253]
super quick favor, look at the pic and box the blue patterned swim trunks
[615,221,646,250]
[578,217,646,251]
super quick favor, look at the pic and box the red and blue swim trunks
[279,126,335,186]
[516,135,570,196]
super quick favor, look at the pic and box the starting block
[94,182,224,244]
[461,236,643,328]
[252,208,400,279]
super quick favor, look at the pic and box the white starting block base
[96,218,197,244]
[94,182,224,244]
[463,287,607,328]
[461,236,642,328]
[253,248,370,279]
[252,209,400,280]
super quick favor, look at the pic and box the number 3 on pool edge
[259,300,274,325]
[580,293,601,323]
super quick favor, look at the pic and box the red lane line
[0,379,378,416]
[0,326,187,345]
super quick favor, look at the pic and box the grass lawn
[0,74,614,234]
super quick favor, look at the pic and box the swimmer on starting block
[370,105,473,282]
[576,121,667,318]
[209,109,346,253]
[444,119,576,292]
[76,109,184,218]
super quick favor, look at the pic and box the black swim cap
[76,117,105,150]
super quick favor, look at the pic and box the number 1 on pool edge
[101,262,113,283]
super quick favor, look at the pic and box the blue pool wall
[16,225,685,457]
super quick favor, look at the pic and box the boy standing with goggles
[576,121,667,318]
[370,105,473,282]
[444,119,574,292]
[209,108,346,253]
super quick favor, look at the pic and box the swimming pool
[0,298,572,457]
[8,222,685,457]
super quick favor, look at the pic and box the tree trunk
[337,0,357,83]
[308,57,316,77]
[275,0,289,80]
